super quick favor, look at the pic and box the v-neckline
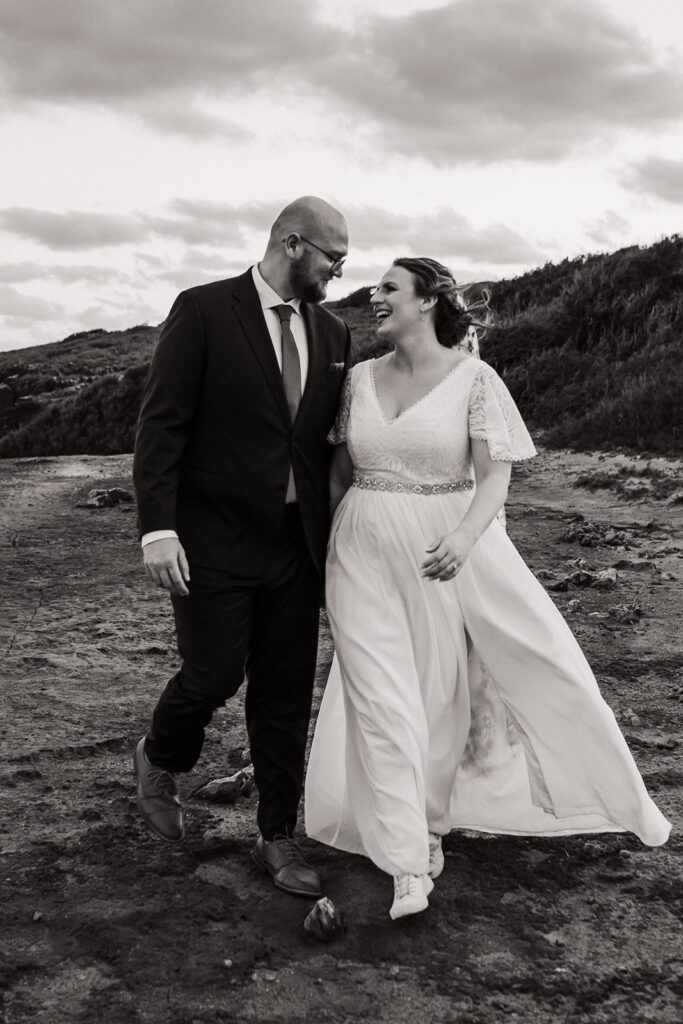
[368,356,473,425]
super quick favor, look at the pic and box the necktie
[274,304,301,424]
[274,304,301,502]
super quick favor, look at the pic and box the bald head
[260,196,348,303]
[268,196,347,252]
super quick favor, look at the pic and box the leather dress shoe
[133,737,184,843]
[251,835,322,897]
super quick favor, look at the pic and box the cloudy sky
[1,0,682,351]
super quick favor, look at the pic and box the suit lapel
[231,271,291,424]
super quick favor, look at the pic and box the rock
[608,603,642,624]
[612,559,656,572]
[568,570,595,587]
[624,733,678,750]
[99,487,132,502]
[239,747,252,767]
[546,578,570,592]
[566,598,583,614]
[566,557,595,571]
[621,478,652,499]
[223,959,233,968]
[386,964,402,979]
[303,897,346,943]
[77,488,133,509]
[32,911,43,922]
[667,490,683,506]
[536,569,557,581]
[655,736,679,750]
[560,522,634,548]
[592,568,618,590]
[191,765,255,802]
[542,930,566,947]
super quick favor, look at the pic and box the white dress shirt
[141,265,309,548]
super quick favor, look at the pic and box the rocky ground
[1,450,682,1024]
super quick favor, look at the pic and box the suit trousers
[144,504,321,840]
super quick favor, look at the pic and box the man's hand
[143,538,191,597]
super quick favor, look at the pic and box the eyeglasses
[294,234,346,272]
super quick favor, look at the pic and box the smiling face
[290,226,348,303]
[370,264,427,337]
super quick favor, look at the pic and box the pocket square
[327,362,345,374]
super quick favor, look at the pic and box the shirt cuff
[141,530,179,548]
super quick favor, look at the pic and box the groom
[133,197,350,897]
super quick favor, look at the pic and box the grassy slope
[1,236,681,457]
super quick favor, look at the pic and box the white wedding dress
[304,356,670,877]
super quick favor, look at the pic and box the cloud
[585,210,631,246]
[0,199,285,255]
[316,0,683,163]
[134,102,254,142]
[0,197,542,270]
[622,157,683,204]
[71,301,161,333]
[0,261,129,285]
[2,2,680,161]
[145,198,276,246]
[0,284,66,320]
[0,208,145,250]
[346,206,544,265]
[0,1,334,136]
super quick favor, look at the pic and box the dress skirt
[305,484,671,877]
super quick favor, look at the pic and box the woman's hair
[392,256,492,351]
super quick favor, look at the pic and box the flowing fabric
[304,357,670,876]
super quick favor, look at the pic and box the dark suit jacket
[133,269,351,577]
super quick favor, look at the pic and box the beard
[290,257,328,304]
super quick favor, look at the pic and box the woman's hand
[421,529,474,582]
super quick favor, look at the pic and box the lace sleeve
[468,365,536,461]
[327,367,355,445]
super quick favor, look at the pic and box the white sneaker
[389,873,434,920]
[428,833,444,879]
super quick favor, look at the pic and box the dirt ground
[1,449,682,1024]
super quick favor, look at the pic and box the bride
[304,257,670,921]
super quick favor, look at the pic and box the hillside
[0,236,681,457]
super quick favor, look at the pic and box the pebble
[192,767,254,802]
[32,911,43,922]
[223,959,232,968]
[303,897,346,943]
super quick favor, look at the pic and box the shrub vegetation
[0,237,681,457]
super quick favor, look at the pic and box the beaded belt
[352,471,474,495]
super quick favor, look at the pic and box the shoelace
[394,874,421,899]
[146,765,177,796]
[271,835,307,865]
